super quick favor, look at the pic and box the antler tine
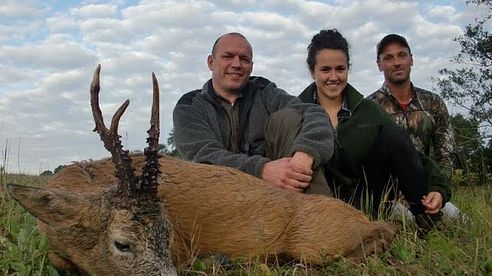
[90,64,106,135]
[148,72,160,150]
[90,64,135,189]
[138,72,161,195]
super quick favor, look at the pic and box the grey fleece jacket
[173,77,334,177]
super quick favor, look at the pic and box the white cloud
[46,15,80,33]
[70,4,118,18]
[0,35,97,70]
[0,0,481,174]
[0,1,46,18]
[426,5,457,22]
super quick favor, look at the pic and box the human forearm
[421,154,452,204]
[291,104,334,167]
[290,151,314,169]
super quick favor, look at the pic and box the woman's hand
[421,191,443,214]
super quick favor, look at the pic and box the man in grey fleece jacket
[173,32,334,195]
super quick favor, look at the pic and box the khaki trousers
[263,108,332,197]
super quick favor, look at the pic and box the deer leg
[345,223,396,261]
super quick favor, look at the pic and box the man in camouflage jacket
[368,34,456,217]
[368,34,454,181]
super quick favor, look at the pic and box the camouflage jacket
[367,83,455,180]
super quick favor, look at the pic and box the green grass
[1,172,491,275]
[0,174,60,276]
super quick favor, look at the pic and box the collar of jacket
[299,82,364,114]
[200,77,271,105]
[197,76,273,153]
[200,79,223,106]
[380,82,419,103]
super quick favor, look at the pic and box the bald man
[173,32,334,196]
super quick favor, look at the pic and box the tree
[483,139,492,171]
[436,0,492,135]
[40,170,53,176]
[450,113,491,184]
[451,114,482,170]
[159,129,180,158]
[54,165,66,174]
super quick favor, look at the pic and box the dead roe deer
[7,65,396,275]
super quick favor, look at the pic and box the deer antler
[90,64,161,202]
[138,72,161,196]
[90,64,136,195]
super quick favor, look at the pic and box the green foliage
[1,173,491,275]
[40,170,53,176]
[485,257,492,274]
[450,114,491,184]
[451,114,482,161]
[436,1,492,130]
[0,174,59,275]
[159,128,180,158]
[452,169,481,187]
[53,165,66,175]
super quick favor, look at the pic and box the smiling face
[377,42,413,85]
[208,34,253,99]
[311,49,349,103]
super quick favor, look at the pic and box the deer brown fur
[7,65,396,275]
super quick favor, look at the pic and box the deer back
[42,154,395,265]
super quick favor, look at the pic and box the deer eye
[114,241,131,252]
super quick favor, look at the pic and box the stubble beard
[390,77,407,85]
[389,72,410,86]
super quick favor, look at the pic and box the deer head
[7,65,177,276]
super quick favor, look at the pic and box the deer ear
[7,183,91,225]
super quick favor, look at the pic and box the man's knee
[266,108,302,134]
[264,108,303,160]
[304,167,333,197]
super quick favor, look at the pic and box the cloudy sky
[0,0,485,174]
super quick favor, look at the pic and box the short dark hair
[306,29,350,73]
[376,34,411,60]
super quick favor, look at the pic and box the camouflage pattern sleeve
[431,96,455,181]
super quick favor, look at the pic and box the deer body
[7,65,395,275]
[38,154,395,268]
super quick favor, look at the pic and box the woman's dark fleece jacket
[298,82,451,204]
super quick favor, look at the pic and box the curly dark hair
[306,29,350,73]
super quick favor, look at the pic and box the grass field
[1,171,491,275]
